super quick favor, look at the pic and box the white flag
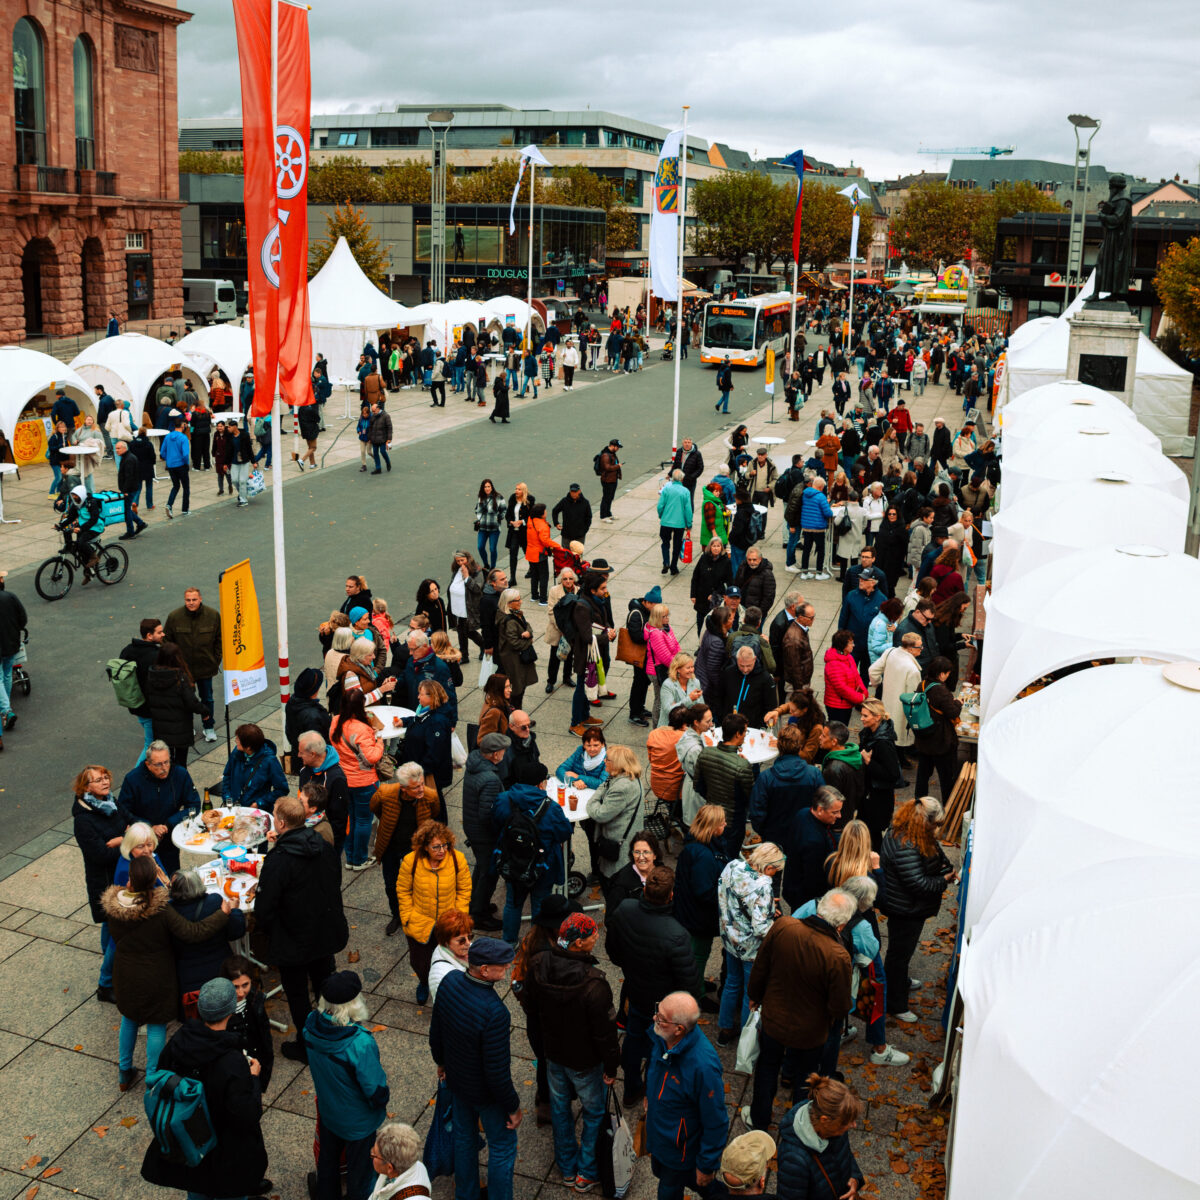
[849,211,861,261]
[650,129,684,302]
[838,182,868,203]
[508,145,552,235]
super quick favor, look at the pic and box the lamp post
[426,109,454,303]
[1066,113,1100,302]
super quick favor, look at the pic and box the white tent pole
[671,105,689,455]
[525,162,535,352]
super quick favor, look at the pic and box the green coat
[701,487,728,546]
[164,603,223,679]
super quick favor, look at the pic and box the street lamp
[1066,113,1100,301]
[426,109,454,302]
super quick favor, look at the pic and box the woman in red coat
[823,629,867,724]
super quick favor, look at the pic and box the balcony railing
[13,164,70,192]
[73,169,119,197]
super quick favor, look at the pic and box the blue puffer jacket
[645,1025,728,1174]
[748,754,824,845]
[492,783,573,884]
[303,1012,390,1139]
[220,740,289,811]
[800,487,833,531]
[555,747,609,789]
[776,1100,864,1198]
[429,969,519,1112]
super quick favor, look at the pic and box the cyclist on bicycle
[63,485,105,583]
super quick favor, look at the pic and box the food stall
[0,345,94,467]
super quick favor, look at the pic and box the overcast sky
[178,0,1200,184]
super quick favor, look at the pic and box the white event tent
[998,377,1137,434]
[70,333,209,426]
[1002,403,1161,460]
[176,323,252,396]
[988,477,1188,590]
[0,345,94,443]
[307,237,415,386]
[949,853,1200,1199]
[979,544,1200,719]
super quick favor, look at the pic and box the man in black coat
[605,866,699,1103]
[930,417,952,469]
[734,548,776,617]
[255,796,348,1062]
[552,483,593,545]
[817,723,864,828]
[114,439,148,539]
[116,744,199,874]
[714,648,776,728]
[142,976,268,1199]
[670,437,705,502]
[462,733,508,930]
[283,667,330,757]
[505,710,543,785]
[480,567,507,656]
[120,617,165,762]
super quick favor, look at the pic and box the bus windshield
[703,308,755,349]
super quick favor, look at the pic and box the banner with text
[219,559,269,705]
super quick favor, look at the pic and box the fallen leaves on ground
[347,950,361,963]
[370,1024,386,1033]
[40,1168,61,1179]
[119,1116,138,1128]
[24,1186,38,1200]
[92,1127,108,1138]
[20,1155,42,1171]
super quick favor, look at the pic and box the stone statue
[1092,174,1133,301]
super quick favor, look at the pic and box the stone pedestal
[1066,302,1141,411]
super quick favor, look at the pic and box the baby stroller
[10,630,30,699]
[551,544,588,578]
[661,339,674,360]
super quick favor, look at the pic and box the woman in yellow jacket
[396,818,471,1004]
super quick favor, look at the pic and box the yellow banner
[764,346,775,395]
[219,559,269,704]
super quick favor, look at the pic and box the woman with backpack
[331,690,386,871]
[910,656,962,801]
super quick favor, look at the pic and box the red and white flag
[232,0,314,418]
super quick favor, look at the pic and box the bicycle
[34,522,128,601]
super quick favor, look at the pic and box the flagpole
[526,162,535,353]
[671,105,689,456]
[269,0,291,726]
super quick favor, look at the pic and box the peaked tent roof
[308,236,414,329]
[0,345,94,443]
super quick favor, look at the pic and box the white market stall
[70,333,209,426]
[1002,404,1161,461]
[175,323,252,395]
[988,477,1188,591]
[949,854,1200,1200]
[979,544,1200,720]
[965,664,1200,931]
[410,299,491,353]
[482,295,544,343]
[307,236,415,386]
[998,378,1139,435]
[0,345,94,465]
[1004,314,1057,353]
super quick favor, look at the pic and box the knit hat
[295,667,322,697]
[348,607,369,624]
[320,970,362,1004]
[197,977,238,1022]
[720,1132,776,1189]
[532,894,582,931]
[557,912,597,949]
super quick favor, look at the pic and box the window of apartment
[13,17,46,166]
[336,132,360,147]
[73,36,95,169]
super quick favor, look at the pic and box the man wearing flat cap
[706,1131,777,1199]
[430,938,522,1200]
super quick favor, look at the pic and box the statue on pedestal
[1092,174,1133,302]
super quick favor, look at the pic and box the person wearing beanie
[284,666,331,759]
[429,937,521,1200]
[141,976,270,1198]
[304,970,391,1200]
[523,912,619,1191]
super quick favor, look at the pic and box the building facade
[1,0,189,343]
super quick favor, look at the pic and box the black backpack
[552,593,579,641]
[496,797,551,888]
[592,450,605,477]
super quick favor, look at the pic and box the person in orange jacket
[524,502,561,606]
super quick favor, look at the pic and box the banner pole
[526,163,535,354]
[269,0,290,728]
[671,105,689,456]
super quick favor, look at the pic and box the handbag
[632,1113,648,1158]
[518,643,538,666]
[595,782,643,861]
[615,628,646,668]
[422,1080,456,1179]
[734,1007,761,1074]
[900,681,935,731]
[834,505,853,535]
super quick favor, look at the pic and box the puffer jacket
[526,945,620,1074]
[396,848,472,943]
[604,894,699,1009]
[644,624,681,681]
[302,1011,390,1139]
[880,829,950,920]
[748,753,824,845]
[734,557,776,616]
[370,782,437,861]
[673,835,729,939]
[823,647,867,710]
[776,1100,865,1199]
[461,749,504,845]
[717,858,775,961]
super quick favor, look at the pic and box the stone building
[1,1,190,343]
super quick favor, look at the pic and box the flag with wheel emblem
[650,129,684,302]
[232,0,314,418]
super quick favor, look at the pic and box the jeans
[0,653,16,716]
[477,529,500,568]
[600,481,617,520]
[99,922,115,987]
[423,368,433,388]
[451,1092,517,1200]
[659,525,685,571]
[230,461,249,502]
[196,675,215,730]
[718,950,752,1030]
[729,545,746,577]
[884,914,926,1015]
[519,376,538,397]
[717,387,731,413]
[548,1061,607,1182]
[621,1001,652,1097]
[800,530,826,571]
[453,366,465,391]
[316,1120,374,1200]
[122,494,146,536]
[503,875,554,943]
[135,715,154,765]
[118,1017,166,1072]
[506,368,519,389]
[971,556,988,586]
[254,437,272,467]
[750,1029,821,1130]
[346,783,376,865]
[371,443,391,471]
[49,462,61,493]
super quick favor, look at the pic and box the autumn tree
[306,156,380,204]
[892,181,979,269]
[308,202,388,285]
[797,184,873,272]
[179,149,243,175]
[971,181,1064,265]
[378,158,432,203]
[1155,237,1200,353]
[691,171,781,271]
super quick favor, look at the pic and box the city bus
[700,293,794,367]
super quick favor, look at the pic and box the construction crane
[917,145,1015,159]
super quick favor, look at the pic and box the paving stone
[0,930,32,965]
[10,830,72,860]
[0,908,33,931]
[0,1032,30,1072]
[0,845,89,918]
[15,912,89,944]
[0,940,100,1038]
[41,993,128,1061]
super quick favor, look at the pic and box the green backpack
[106,658,145,710]
[900,682,935,731]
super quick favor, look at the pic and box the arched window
[73,36,94,169]
[13,18,46,165]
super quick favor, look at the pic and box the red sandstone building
[1,0,190,342]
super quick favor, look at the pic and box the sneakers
[892,1010,919,1023]
[628,715,649,727]
[785,564,801,573]
[165,505,173,519]
[203,728,217,743]
[842,1024,859,1043]
[908,978,924,989]
[739,1105,757,1131]
[870,1045,911,1066]
[574,1179,598,1193]
[799,569,813,580]
[813,571,831,581]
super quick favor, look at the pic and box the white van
[183,278,238,325]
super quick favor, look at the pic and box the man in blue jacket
[305,970,390,1200]
[491,765,572,943]
[780,786,843,912]
[117,742,199,874]
[784,476,834,580]
[837,573,884,684]
[645,991,729,1200]
[403,631,457,724]
[430,937,522,1200]
[657,469,694,576]
[748,724,824,846]
[161,418,191,517]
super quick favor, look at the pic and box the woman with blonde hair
[657,652,702,726]
[430,630,464,690]
[673,804,730,992]
[543,567,577,695]
[323,625,355,692]
[495,587,537,709]
[824,819,878,888]
[858,697,904,849]
[585,744,645,891]
[505,481,534,579]
[318,610,350,655]
[114,821,171,888]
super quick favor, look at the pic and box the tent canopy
[70,333,208,426]
[1003,404,1160,463]
[175,323,252,391]
[980,545,1200,719]
[999,378,1137,432]
[1005,315,1057,353]
[0,345,95,443]
[989,478,1188,591]
[950,854,1200,1199]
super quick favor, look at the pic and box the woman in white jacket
[867,632,923,757]
[106,399,136,445]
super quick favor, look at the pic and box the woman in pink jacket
[823,629,868,724]
[331,689,384,870]
[643,603,682,726]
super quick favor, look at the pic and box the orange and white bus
[700,294,794,367]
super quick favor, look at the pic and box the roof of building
[946,157,1113,188]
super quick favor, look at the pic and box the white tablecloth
[543,779,594,823]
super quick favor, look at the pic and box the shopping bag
[478,656,498,690]
[632,1113,648,1158]
[734,1008,761,1075]
[450,731,468,770]
[422,1080,455,1178]
[596,1087,636,1198]
[246,468,266,497]
[682,533,693,565]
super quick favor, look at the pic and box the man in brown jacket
[743,888,854,1131]
[598,437,622,522]
[780,601,815,697]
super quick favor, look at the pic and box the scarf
[824,744,863,770]
[415,703,431,718]
[86,792,118,816]
[582,746,607,771]
[793,1102,829,1152]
